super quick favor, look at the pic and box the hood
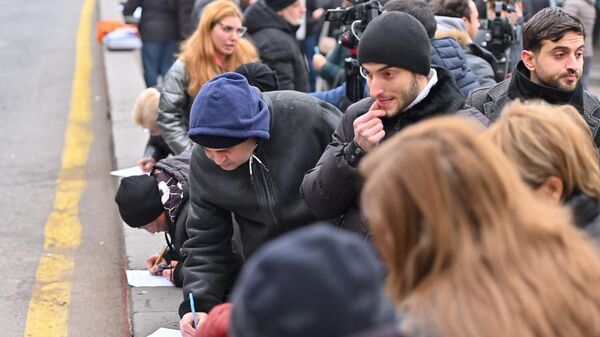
[435,15,467,34]
[435,29,470,46]
[244,0,293,35]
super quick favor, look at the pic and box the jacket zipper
[249,153,282,228]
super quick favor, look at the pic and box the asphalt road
[0,1,128,336]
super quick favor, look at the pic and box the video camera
[481,1,517,81]
[325,0,382,102]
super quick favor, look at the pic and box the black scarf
[507,61,584,113]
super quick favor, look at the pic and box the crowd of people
[114,0,600,336]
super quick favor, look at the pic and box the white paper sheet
[110,166,146,177]
[147,328,182,337]
[126,270,175,287]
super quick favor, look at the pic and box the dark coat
[466,61,600,146]
[152,151,191,287]
[301,68,489,234]
[144,134,172,162]
[430,37,481,98]
[122,0,180,42]
[177,0,196,39]
[244,0,311,92]
[179,90,342,316]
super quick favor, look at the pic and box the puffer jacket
[301,68,489,235]
[156,59,194,155]
[244,0,311,92]
[430,37,480,97]
[179,90,342,316]
[122,0,179,42]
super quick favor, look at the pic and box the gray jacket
[466,64,600,145]
[157,59,193,155]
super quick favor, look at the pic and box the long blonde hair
[360,116,600,337]
[486,100,600,201]
[179,0,258,97]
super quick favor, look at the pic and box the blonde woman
[360,116,600,337]
[157,0,258,154]
[486,100,600,238]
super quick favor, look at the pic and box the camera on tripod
[481,1,517,81]
[325,0,382,102]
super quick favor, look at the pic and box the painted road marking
[23,0,95,335]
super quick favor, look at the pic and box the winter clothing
[157,59,194,154]
[152,151,192,287]
[466,61,600,146]
[122,0,180,87]
[435,16,496,87]
[230,224,396,337]
[301,68,489,234]
[180,89,342,316]
[188,73,271,148]
[234,63,280,92]
[177,0,196,39]
[358,12,431,76]
[569,192,600,242]
[430,37,481,97]
[244,0,311,92]
[144,134,172,162]
[115,175,164,227]
[265,0,297,11]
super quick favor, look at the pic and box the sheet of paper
[147,328,182,337]
[110,166,146,177]
[126,270,175,287]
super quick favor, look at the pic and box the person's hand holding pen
[180,311,208,337]
[146,245,169,276]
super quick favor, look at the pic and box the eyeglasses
[216,22,248,37]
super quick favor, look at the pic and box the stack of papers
[126,270,175,287]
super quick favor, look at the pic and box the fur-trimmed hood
[434,15,471,46]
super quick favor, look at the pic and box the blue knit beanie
[188,72,270,149]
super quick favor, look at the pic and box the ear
[521,50,536,72]
[535,176,564,204]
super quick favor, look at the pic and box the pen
[189,293,199,329]
[153,245,169,268]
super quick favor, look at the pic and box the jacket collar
[508,61,584,113]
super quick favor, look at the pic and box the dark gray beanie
[265,0,297,12]
[230,223,396,337]
[114,175,163,228]
[358,12,431,75]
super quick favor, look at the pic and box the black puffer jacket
[244,0,310,92]
[430,37,480,98]
[122,0,179,42]
[179,90,342,316]
[301,68,489,235]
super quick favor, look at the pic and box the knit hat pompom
[188,72,270,149]
[358,12,431,75]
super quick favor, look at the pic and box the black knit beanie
[358,12,431,75]
[114,175,164,228]
[235,63,280,92]
[265,0,297,12]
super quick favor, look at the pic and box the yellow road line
[24,0,95,335]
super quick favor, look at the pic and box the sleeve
[144,134,171,161]
[157,61,194,155]
[256,36,297,90]
[300,107,364,219]
[178,152,235,316]
[121,0,141,16]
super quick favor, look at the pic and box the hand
[312,53,327,72]
[146,254,163,275]
[312,8,325,20]
[138,156,156,172]
[180,311,208,337]
[161,261,178,281]
[353,102,386,152]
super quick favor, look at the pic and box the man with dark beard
[300,12,489,235]
[467,7,600,145]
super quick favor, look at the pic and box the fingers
[180,313,196,337]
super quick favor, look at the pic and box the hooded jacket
[466,61,600,146]
[301,67,489,234]
[244,0,311,92]
[435,15,497,87]
[179,90,342,316]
